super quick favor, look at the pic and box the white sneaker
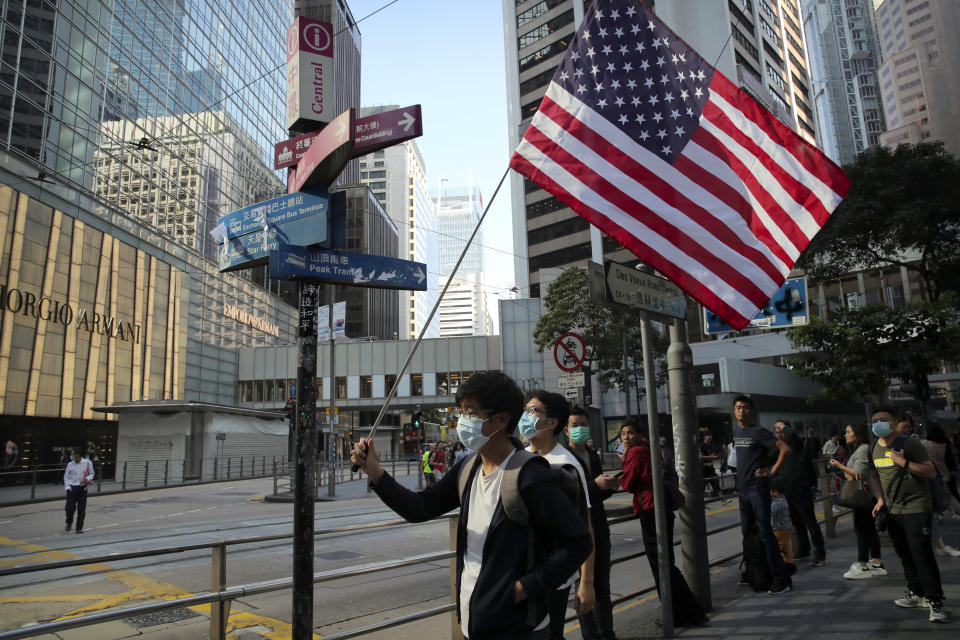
[935,547,953,557]
[895,590,929,609]
[842,563,872,580]
[929,600,948,623]
[869,562,888,576]
[943,545,960,557]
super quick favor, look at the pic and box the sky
[348,0,519,306]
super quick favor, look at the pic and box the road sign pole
[293,280,319,640]
[327,283,336,497]
[668,318,711,612]
[640,312,673,637]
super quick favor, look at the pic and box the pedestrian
[2,440,17,469]
[619,419,709,627]
[421,445,436,486]
[868,407,947,623]
[774,420,826,566]
[452,441,471,467]
[921,424,960,557]
[63,447,94,534]
[822,433,840,459]
[565,406,620,640]
[700,433,721,498]
[804,427,821,466]
[769,479,795,575]
[351,371,592,639]
[830,423,887,580]
[522,391,596,639]
[732,396,794,594]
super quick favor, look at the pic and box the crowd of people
[351,372,956,638]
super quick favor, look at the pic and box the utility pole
[667,318,711,611]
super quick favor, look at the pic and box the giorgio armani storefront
[0,182,298,476]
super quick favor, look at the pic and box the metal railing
[0,457,849,639]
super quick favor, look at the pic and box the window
[385,374,397,395]
[336,376,347,400]
[360,375,373,398]
[411,374,423,396]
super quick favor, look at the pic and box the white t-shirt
[460,450,515,638]
[529,443,592,590]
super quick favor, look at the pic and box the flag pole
[353,166,511,468]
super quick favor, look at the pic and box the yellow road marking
[0,536,319,639]
[564,593,659,633]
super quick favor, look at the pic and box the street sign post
[553,332,586,373]
[289,108,355,193]
[703,277,809,334]
[270,245,428,290]
[285,17,335,131]
[602,262,686,319]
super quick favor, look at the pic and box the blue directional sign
[269,245,428,291]
[703,277,809,334]
[216,188,330,273]
[218,189,328,239]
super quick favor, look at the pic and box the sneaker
[810,552,826,567]
[64,524,71,532]
[935,547,953,557]
[768,578,792,595]
[75,529,83,534]
[942,545,960,557]
[929,601,948,623]
[738,573,751,586]
[894,590,929,609]
[869,562,888,576]
[843,563,873,580]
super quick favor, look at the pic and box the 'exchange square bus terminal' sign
[286,16,334,131]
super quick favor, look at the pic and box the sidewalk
[607,511,959,639]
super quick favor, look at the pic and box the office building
[802,0,886,165]
[503,0,818,297]
[358,107,439,340]
[875,0,960,155]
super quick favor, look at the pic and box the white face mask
[456,413,493,451]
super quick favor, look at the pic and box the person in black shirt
[775,420,825,565]
[700,433,721,497]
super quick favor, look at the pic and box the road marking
[135,497,152,502]
[129,520,142,524]
[564,593,659,634]
[223,486,235,490]
[0,520,11,525]
[0,535,315,638]
[187,509,202,513]
[205,506,218,510]
[167,512,184,517]
[96,524,118,529]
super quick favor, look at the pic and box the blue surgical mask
[872,421,893,438]
[457,414,492,451]
[518,413,541,440]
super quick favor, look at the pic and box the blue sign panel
[217,189,328,239]
[270,245,428,291]
[703,277,809,334]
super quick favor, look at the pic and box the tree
[797,142,960,303]
[786,301,960,423]
[532,267,667,405]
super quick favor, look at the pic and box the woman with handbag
[830,423,887,580]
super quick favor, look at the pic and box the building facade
[875,0,960,155]
[358,108,439,340]
[502,0,818,298]
[803,0,886,165]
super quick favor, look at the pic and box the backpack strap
[456,453,479,503]
[500,450,538,526]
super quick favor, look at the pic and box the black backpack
[740,524,772,592]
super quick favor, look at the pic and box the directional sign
[217,190,328,240]
[285,17,335,131]
[275,104,424,170]
[563,388,580,400]
[289,108,354,193]
[352,104,423,158]
[269,244,428,291]
[703,277,809,334]
[554,332,586,373]
[603,262,687,319]
[558,372,585,389]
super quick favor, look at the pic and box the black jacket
[372,439,592,639]
[566,444,615,532]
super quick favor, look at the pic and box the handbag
[837,478,874,510]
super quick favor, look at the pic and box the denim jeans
[739,485,789,579]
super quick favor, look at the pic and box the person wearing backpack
[351,372,592,639]
[619,419,709,627]
[732,396,793,595]
[522,390,596,640]
[868,407,947,623]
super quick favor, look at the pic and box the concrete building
[502,0,818,298]
[875,0,960,155]
[802,0,886,165]
[358,107,439,340]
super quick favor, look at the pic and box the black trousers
[786,485,825,556]
[637,509,706,626]
[547,584,572,639]
[65,486,87,531]
[702,466,720,496]
[853,507,881,563]
[577,524,615,640]
[887,512,943,602]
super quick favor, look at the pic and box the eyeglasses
[524,406,547,416]
[460,408,494,418]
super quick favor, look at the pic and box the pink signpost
[285,17,334,131]
[287,108,355,194]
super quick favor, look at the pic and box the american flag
[510,0,849,330]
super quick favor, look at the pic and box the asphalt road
[0,475,746,639]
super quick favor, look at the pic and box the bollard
[210,543,230,640]
[273,460,278,496]
[97,469,102,492]
[213,458,218,481]
[163,460,169,486]
[820,462,838,537]
[122,462,127,490]
[262,455,266,476]
[392,458,396,477]
[30,470,37,499]
[227,457,232,480]
[183,459,187,484]
[449,517,464,640]
[144,460,150,488]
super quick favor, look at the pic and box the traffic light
[285,398,296,423]
[413,410,424,441]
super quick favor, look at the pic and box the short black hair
[871,405,898,419]
[733,395,754,409]
[769,477,786,493]
[926,423,947,444]
[776,419,791,427]
[456,371,524,435]
[621,417,649,440]
[568,405,588,420]
[526,390,569,436]
[69,447,82,456]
